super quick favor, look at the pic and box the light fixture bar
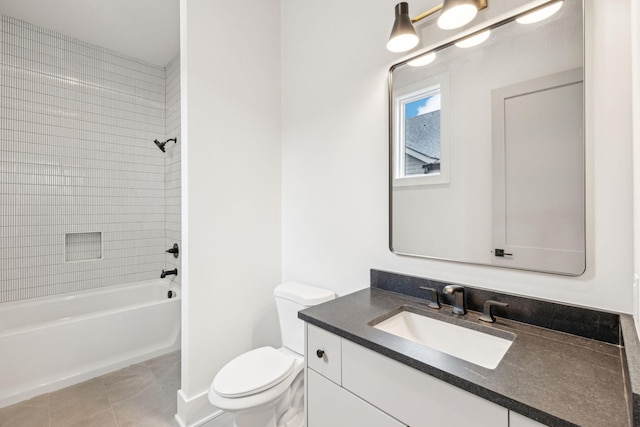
[411,4,443,24]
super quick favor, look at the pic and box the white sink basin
[372,310,514,369]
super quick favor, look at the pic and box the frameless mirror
[389,0,585,275]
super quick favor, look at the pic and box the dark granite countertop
[299,287,631,427]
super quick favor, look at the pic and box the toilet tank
[274,282,335,355]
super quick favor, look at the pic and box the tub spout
[161,269,178,279]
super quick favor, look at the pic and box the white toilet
[208,282,335,427]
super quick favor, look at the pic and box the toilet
[208,282,335,427]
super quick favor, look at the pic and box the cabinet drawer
[307,369,406,427]
[306,323,341,384]
[342,339,508,427]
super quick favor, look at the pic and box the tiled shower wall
[0,16,181,303]
[165,56,181,286]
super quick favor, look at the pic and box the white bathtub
[0,279,181,409]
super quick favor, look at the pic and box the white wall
[179,0,282,424]
[632,0,640,327]
[281,0,634,313]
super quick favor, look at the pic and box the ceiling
[0,0,179,67]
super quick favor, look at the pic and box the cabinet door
[307,369,406,427]
[341,339,508,427]
[510,411,547,427]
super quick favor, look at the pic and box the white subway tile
[1,16,181,302]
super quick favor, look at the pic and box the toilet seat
[213,347,295,398]
[208,348,304,413]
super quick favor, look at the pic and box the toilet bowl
[208,282,335,427]
[209,347,304,427]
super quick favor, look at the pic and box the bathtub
[0,279,181,408]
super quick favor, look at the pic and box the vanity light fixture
[455,29,491,48]
[387,2,420,52]
[408,51,437,67]
[516,0,563,24]
[387,0,488,53]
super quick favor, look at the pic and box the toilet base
[228,373,304,427]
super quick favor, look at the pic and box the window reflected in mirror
[392,73,450,187]
[403,88,441,176]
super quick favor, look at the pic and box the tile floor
[0,352,233,427]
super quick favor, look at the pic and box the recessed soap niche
[65,232,103,262]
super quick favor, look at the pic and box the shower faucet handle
[166,243,179,258]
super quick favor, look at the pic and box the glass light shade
[387,33,420,53]
[408,52,437,67]
[516,1,563,24]
[387,2,420,53]
[438,4,478,30]
[455,30,491,48]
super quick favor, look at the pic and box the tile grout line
[100,375,120,427]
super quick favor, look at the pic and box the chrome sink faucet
[443,285,466,315]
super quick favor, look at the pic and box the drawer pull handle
[316,349,325,358]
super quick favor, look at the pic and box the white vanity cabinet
[307,369,406,427]
[510,411,548,427]
[305,323,511,427]
[341,339,508,426]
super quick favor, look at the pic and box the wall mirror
[389,0,585,275]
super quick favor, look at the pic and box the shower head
[153,138,177,153]
[154,139,167,152]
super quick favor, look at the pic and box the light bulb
[455,30,491,48]
[387,34,420,53]
[408,52,437,67]
[516,1,563,25]
[437,4,478,30]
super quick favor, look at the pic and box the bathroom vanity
[305,323,547,427]
[305,323,516,426]
[299,270,640,427]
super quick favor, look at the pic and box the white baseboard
[175,388,223,427]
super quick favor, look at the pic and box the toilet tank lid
[274,282,335,306]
